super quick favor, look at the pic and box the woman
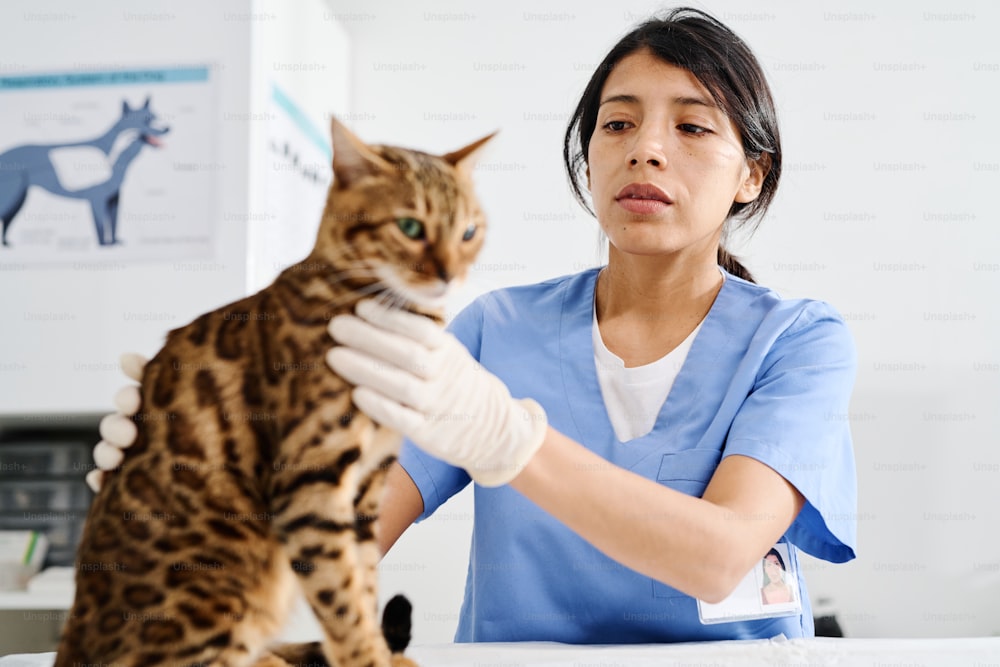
[761,548,795,605]
[94,7,857,643]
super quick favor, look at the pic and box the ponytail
[717,246,755,283]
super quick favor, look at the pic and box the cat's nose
[436,266,452,283]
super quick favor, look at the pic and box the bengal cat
[54,118,494,667]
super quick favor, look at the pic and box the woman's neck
[594,248,725,367]
[596,249,723,326]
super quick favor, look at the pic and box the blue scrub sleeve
[396,298,484,521]
[722,300,858,563]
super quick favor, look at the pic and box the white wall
[246,0,351,293]
[332,0,1000,642]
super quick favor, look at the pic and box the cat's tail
[381,594,413,654]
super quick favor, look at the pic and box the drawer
[0,442,92,477]
[0,480,91,511]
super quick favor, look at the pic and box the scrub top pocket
[652,448,722,599]
[655,448,722,497]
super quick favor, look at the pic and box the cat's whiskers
[383,290,410,312]
[319,264,382,290]
[371,286,433,315]
[323,280,391,311]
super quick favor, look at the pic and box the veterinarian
[93,7,857,643]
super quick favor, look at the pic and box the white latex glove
[327,300,548,487]
[85,353,147,493]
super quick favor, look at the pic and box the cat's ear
[442,131,498,176]
[330,116,394,187]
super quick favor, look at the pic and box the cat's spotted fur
[55,119,493,667]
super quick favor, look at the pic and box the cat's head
[315,117,495,311]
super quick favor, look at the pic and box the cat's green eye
[462,224,477,242]
[396,217,425,240]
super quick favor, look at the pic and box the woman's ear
[585,165,591,191]
[734,154,770,204]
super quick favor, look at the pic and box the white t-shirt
[593,316,702,442]
[592,270,723,442]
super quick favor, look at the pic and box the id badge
[698,542,802,624]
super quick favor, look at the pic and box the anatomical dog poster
[0,66,217,263]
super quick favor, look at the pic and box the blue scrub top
[399,267,858,644]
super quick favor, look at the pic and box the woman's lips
[616,197,670,215]
[614,182,673,215]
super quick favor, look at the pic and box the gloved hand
[85,353,147,492]
[327,300,548,487]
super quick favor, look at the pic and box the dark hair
[762,547,787,583]
[563,7,782,283]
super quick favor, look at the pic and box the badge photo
[697,542,802,624]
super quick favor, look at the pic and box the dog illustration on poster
[0,97,169,247]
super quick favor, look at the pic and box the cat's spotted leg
[352,456,415,663]
[272,447,395,667]
[253,641,328,666]
[250,656,300,667]
[252,646,420,667]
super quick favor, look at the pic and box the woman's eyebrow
[599,93,639,107]
[674,95,717,109]
[598,93,719,109]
